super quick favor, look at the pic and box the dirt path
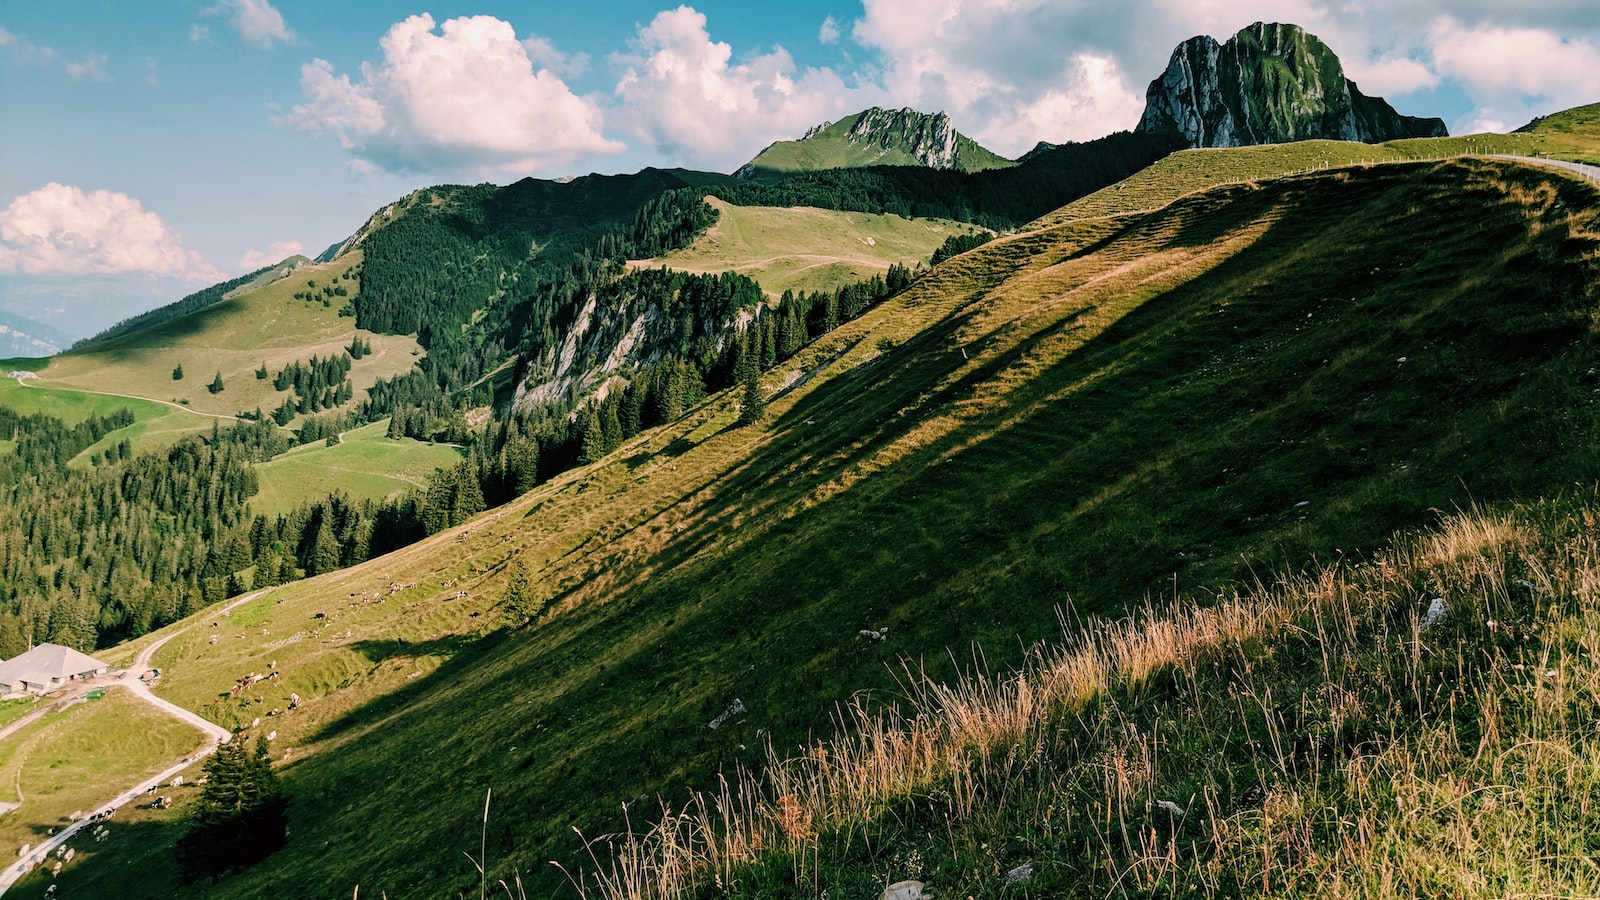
[1492,154,1600,186]
[0,590,263,896]
[13,376,243,422]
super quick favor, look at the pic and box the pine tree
[177,737,287,883]
[501,557,545,625]
[577,406,605,466]
[173,363,184,381]
[308,518,339,576]
[208,372,225,394]
[255,362,268,380]
[738,362,765,427]
[504,436,539,496]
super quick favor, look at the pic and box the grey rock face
[1137,22,1447,148]
[846,107,961,169]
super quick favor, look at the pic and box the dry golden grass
[569,497,1600,898]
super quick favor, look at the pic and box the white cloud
[0,25,58,66]
[289,13,621,176]
[205,0,294,49]
[0,183,220,280]
[983,54,1143,152]
[65,53,110,82]
[1428,18,1600,135]
[1345,55,1439,96]
[190,24,211,43]
[521,34,589,78]
[850,0,1153,153]
[239,241,305,271]
[819,15,841,45]
[613,7,875,171]
[1430,20,1600,100]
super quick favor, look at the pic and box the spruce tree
[577,406,605,465]
[208,372,225,394]
[173,363,184,381]
[308,518,339,575]
[501,558,545,625]
[177,737,287,883]
[738,363,765,427]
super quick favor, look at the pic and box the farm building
[0,644,109,695]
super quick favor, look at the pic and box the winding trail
[0,590,262,896]
[12,376,244,422]
[1492,154,1600,185]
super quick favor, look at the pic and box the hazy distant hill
[736,106,1015,182]
[0,311,72,358]
[1138,21,1447,147]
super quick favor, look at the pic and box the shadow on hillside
[314,628,511,743]
[349,632,481,666]
[14,817,189,899]
[238,161,1600,897]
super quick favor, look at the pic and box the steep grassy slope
[1519,101,1600,163]
[53,157,1600,898]
[34,252,420,422]
[1035,130,1591,227]
[630,197,983,296]
[600,498,1600,898]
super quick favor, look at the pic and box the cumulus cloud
[204,0,294,49]
[521,34,588,78]
[239,241,305,271]
[1344,55,1439,96]
[1430,20,1599,99]
[614,7,875,171]
[289,13,621,176]
[849,0,1157,154]
[0,183,220,280]
[819,15,841,45]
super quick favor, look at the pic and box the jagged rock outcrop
[846,107,960,169]
[735,107,1014,181]
[1137,22,1446,148]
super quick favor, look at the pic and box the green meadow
[249,421,465,518]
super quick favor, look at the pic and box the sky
[1,1,1597,340]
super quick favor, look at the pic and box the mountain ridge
[735,106,1015,182]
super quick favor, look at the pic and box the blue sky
[2,1,1597,339]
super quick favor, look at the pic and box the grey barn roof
[0,643,109,692]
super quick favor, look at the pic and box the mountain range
[4,19,1600,900]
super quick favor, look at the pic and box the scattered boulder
[1003,862,1034,886]
[1422,597,1447,629]
[708,698,747,730]
[881,880,924,900]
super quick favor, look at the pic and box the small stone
[1003,862,1034,885]
[881,880,924,900]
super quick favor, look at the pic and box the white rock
[881,880,924,900]
[1004,862,1034,885]
[1422,597,1447,629]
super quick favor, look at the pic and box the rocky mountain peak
[1137,22,1446,148]
[845,107,960,169]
